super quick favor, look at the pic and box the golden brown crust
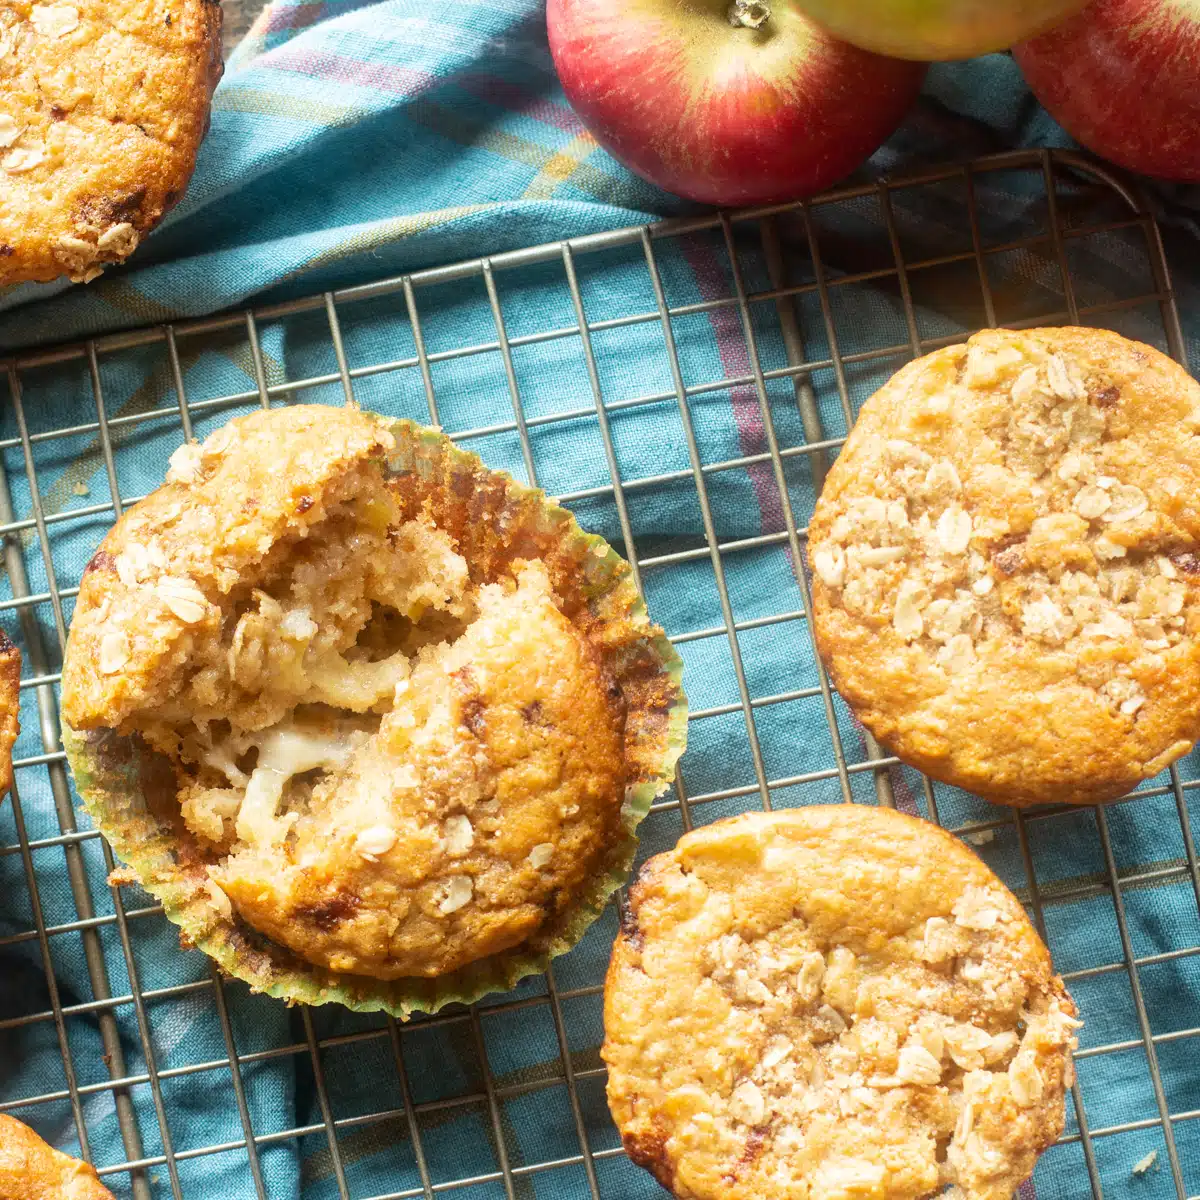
[808,327,1200,807]
[603,806,1078,1200]
[0,0,222,285]
[0,627,19,800]
[0,1114,113,1199]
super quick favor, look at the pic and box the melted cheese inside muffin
[62,405,627,979]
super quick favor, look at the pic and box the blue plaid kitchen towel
[0,2,1197,1198]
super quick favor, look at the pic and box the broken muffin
[0,1113,113,1200]
[0,627,20,802]
[62,405,686,1013]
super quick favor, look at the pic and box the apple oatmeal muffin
[0,1114,113,1199]
[62,405,686,1011]
[604,806,1079,1200]
[0,627,20,801]
[808,326,1200,806]
[0,0,222,285]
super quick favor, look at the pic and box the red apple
[546,0,927,206]
[1013,0,1200,181]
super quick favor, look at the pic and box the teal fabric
[0,3,1197,1198]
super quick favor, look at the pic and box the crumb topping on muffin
[603,806,1078,1200]
[808,327,1200,804]
[63,405,628,980]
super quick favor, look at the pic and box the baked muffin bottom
[604,806,1078,1200]
[808,327,1200,806]
[62,405,628,980]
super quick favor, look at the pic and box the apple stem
[727,0,770,29]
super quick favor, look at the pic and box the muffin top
[603,806,1079,1200]
[63,405,630,980]
[808,326,1200,805]
[0,1113,113,1199]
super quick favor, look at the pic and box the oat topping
[813,547,846,589]
[436,874,474,914]
[205,423,235,457]
[99,631,129,675]
[114,540,169,589]
[1132,1150,1159,1176]
[694,875,1071,1181]
[0,114,19,149]
[729,1078,767,1126]
[440,814,474,856]
[54,235,98,275]
[155,578,209,625]
[952,886,1005,931]
[2,144,45,174]
[96,222,140,258]
[166,442,203,485]
[203,869,233,918]
[353,824,396,861]
[920,915,966,964]
[1007,1053,1044,1107]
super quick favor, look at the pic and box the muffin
[808,326,1200,806]
[0,0,222,285]
[604,806,1079,1200]
[0,1114,113,1199]
[0,628,19,801]
[62,405,686,1013]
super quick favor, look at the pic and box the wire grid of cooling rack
[0,146,1197,1200]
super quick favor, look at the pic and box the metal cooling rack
[0,147,1197,1200]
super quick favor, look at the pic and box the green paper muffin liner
[64,417,688,1017]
